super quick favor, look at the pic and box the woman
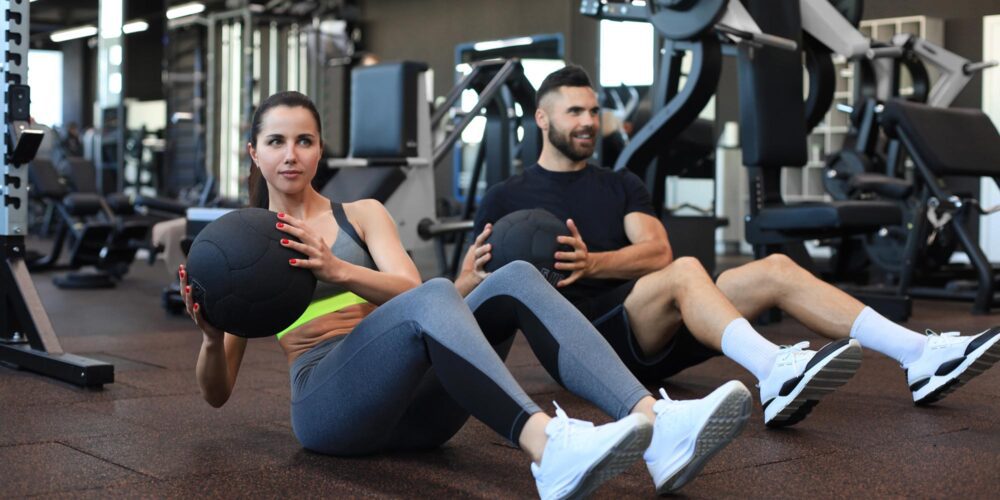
[179,91,751,499]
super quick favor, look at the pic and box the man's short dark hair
[536,65,594,107]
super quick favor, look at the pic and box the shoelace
[925,329,963,345]
[550,401,594,449]
[924,329,960,337]
[776,341,812,374]
[652,388,677,416]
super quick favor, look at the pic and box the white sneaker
[531,403,652,500]
[906,327,1000,405]
[644,380,751,495]
[759,339,862,427]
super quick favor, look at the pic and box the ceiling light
[166,2,205,20]
[473,37,534,52]
[122,20,149,34]
[50,25,98,43]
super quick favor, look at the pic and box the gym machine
[424,57,543,277]
[581,0,797,274]
[1,0,114,387]
[325,58,541,279]
[805,2,999,312]
[198,0,360,203]
[737,0,912,320]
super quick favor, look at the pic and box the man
[456,65,1000,428]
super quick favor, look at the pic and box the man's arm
[554,212,672,286]
[588,211,673,279]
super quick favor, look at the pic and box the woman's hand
[454,224,493,297]
[178,264,225,342]
[275,212,350,284]
[465,223,493,284]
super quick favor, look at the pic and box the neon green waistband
[276,292,369,339]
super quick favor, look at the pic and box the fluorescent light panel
[122,20,149,34]
[473,36,534,52]
[166,2,205,20]
[50,25,98,43]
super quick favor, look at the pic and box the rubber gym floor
[4,252,1000,498]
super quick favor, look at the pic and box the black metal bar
[897,184,927,296]
[421,220,475,238]
[0,344,114,388]
[613,38,722,216]
[431,66,482,127]
[900,132,995,314]
[2,250,114,387]
[432,59,518,167]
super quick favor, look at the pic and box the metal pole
[432,59,518,167]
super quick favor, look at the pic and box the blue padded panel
[350,61,428,159]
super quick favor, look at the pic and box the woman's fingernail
[281,239,289,245]
[193,303,199,312]
[278,212,285,218]
[276,222,284,228]
[185,286,191,293]
[289,258,297,265]
[180,271,185,279]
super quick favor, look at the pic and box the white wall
[979,15,1000,261]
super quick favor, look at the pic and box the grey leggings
[289,261,650,456]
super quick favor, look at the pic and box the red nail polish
[185,286,191,293]
[193,303,199,312]
[276,222,284,228]
[278,212,285,218]
[281,239,289,244]
[289,258,297,264]
[180,271,185,279]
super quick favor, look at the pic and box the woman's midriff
[279,302,377,364]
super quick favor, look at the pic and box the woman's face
[248,105,322,196]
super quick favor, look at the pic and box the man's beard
[548,123,595,162]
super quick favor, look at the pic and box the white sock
[720,318,781,381]
[849,307,927,367]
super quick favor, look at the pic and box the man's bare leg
[622,255,862,427]
[623,257,743,354]
[715,254,863,339]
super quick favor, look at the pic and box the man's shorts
[573,279,722,384]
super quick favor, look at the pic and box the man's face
[539,86,600,162]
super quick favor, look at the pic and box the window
[27,50,63,127]
[599,20,655,87]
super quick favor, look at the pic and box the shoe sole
[562,414,653,500]
[654,381,752,495]
[912,332,1000,405]
[764,340,862,428]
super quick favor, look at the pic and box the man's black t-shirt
[474,163,655,303]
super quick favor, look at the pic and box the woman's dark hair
[247,91,323,208]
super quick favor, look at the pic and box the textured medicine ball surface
[485,209,571,284]
[186,208,317,338]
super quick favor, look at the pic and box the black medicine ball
[186,208,317,338]
[484,209,572,286]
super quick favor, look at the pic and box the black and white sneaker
[906,327,1000,405]
[759,339,862,427]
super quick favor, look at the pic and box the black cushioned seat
[882,100,1000,177]
[849,173,912,199]
[63,193,104,215]
[754,201,902,231]
[104,192,135,215]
